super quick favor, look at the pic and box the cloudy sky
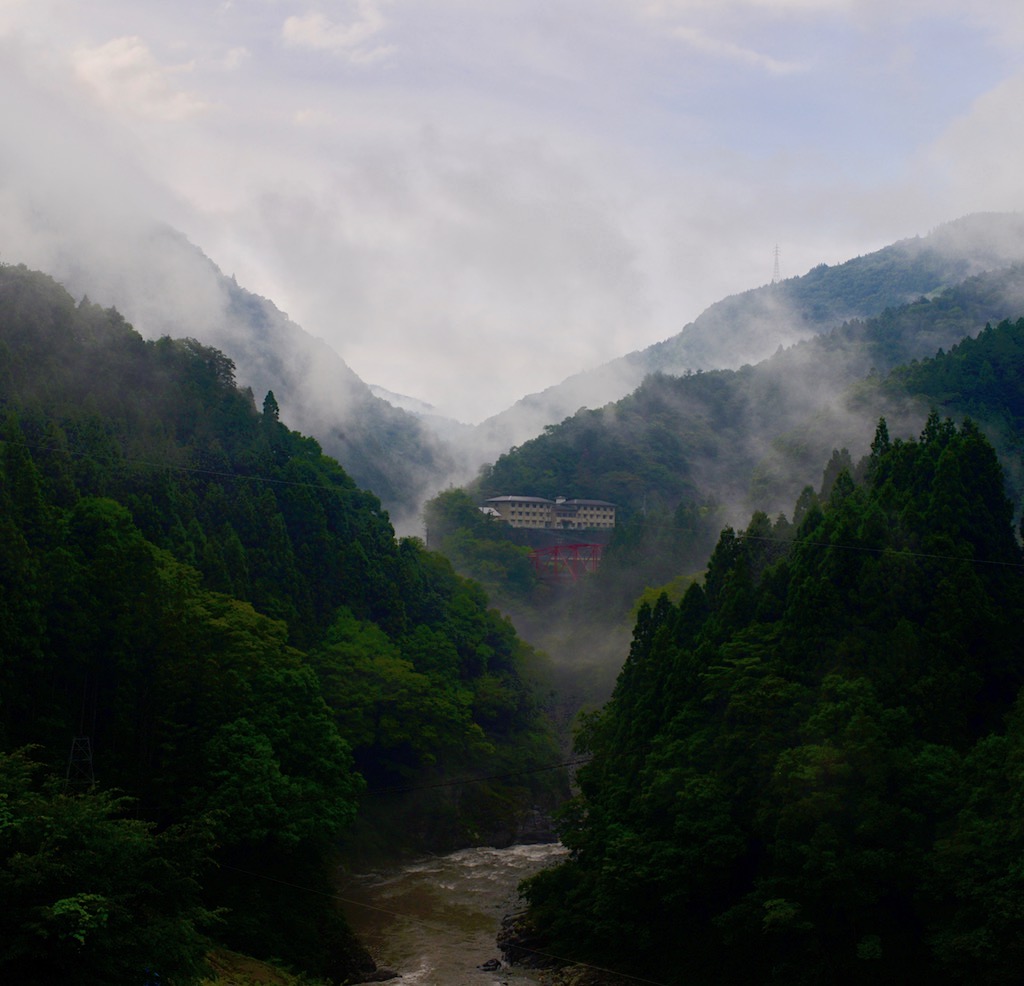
[4,1,1024,421]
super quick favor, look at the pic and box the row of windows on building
[482,495,617,530]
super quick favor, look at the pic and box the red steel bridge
[529,542,603,582]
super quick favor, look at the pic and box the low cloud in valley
[4,1,1024,422]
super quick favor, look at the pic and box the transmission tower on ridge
[65,736,96,791]
[771,244,781,285]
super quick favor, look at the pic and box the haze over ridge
[6,205,1024,536]
[6,2,1024,421]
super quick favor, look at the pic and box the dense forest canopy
[423,274,1024,717]
[477,266,1024,524]
[521,415,1024,985]
[7,220,1024,985]
[0,263,563,984]
[416,261,1024,982]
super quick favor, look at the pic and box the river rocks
[497,910,560,969]
[538,966,634,986]
[498,910,634,985]
[350,969,401,983]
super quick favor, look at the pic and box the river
[339,843,568,985]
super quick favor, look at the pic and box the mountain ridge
[9,210,1024,531]
[456,212,1024,460]
[3,221,456,528]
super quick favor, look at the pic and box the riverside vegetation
[425,263,1024,983]
[0,263,563,984]
[6,222,1024,985]
[519,415,1024,984]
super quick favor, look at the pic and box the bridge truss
[529,542,603,582]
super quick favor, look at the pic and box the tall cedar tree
[524,416,1024,986]
[0,264,562,982]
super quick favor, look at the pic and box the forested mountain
[462,238,1024,983]
[520,417,1024,985]
[5,223,458,527]
[472,265,1024,583]
[424,262,1024,721]
[0,263,563,984]
[463,212,1024,458]
[14,212,1024,530]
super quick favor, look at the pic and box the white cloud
[282,2,396,63]
[925,72,1024,213]
[73,35,212,121]
[669,24,806,74]
[293,106,334,127]
[193,125,654,421]
[0,2,23,37]
[5,0,1024,425]
[641,0,847,16]
[221,45,250,70]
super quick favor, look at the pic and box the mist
[7,2,1024,426]
[7,3,1024,538]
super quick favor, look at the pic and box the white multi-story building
[484,495,616,530]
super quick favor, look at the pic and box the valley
[3,212,1024,985]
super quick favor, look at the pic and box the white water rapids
[339,843,568,985]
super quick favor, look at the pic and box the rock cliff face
[487,806,559,849]
[499,912,636,984]
[538,969,636,986]
[498,910,559,970]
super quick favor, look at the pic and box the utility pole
[772,244,781,285]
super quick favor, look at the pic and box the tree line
[0,263,563,984]
[522,415,1024,985]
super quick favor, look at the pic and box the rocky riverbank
[341,843,568,985]
[539,967,635,986]
[498,912,635,986]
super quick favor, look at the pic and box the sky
[4,1,1024,422]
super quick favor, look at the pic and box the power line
[365,757,589,797]
[0,436,360,498]
[740,533,1024,570]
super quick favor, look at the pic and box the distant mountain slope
[475,263,1024,529]
[5,223,456,527]
[0,261,564,980]
[438,269,1024,708]
[466,213,1024,458]
[11,209,1024,530]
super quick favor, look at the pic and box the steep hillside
[5,224,458,527]
[476,264,1024,532]
[521,418,1024,985]
[0,263,564,983]
[432,266,1024,708]
[17,212,1024,530]
[464,212,1024,458]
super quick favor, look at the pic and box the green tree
[0,750,213,986]
[523,420,1024,985]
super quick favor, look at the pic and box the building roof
[484,495,617,507]
[485,495,556,504]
